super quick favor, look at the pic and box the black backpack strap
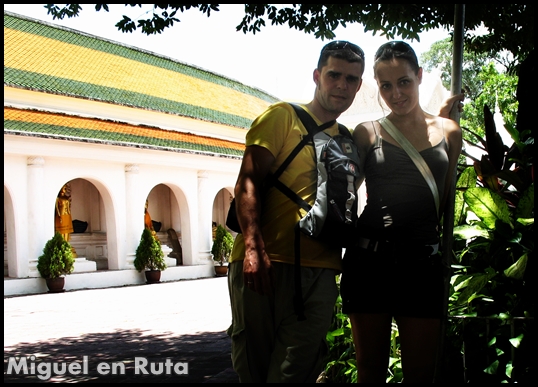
[272,180,311,212]
[261,103,336,321]
[287,103,336,321]
[337,123,353,139]
[267,103,335,209]
[268,104,335,183]
[290,103,336,137]
[294,222,306,321]
[266,131,314,188]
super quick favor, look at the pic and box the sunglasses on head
[375,41,414,60]
[321,40,365,61]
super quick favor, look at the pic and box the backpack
[226,103,360,242]
[286,104,361,246]
[288,104,361,320]
[226,103,361,320]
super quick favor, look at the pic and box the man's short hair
[317,40,365,70]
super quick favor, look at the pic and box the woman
[340,41,462,383]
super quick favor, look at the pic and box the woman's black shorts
[340,244,446,319]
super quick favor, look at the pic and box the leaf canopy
[44,4,534,65]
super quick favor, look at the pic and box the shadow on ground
[4,329,238,383]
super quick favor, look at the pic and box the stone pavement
[4,276,239,383]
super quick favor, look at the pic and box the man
[227,41,365,383]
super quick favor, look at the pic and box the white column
[124,164,139,269]
[27,156,46,277]
[197,170,213,263]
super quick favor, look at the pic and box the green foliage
[441,84,534,382]
[386,320,403,383]
[421,40,519,143]
[323,281,357,383]
[421,38,490,100]
[134,228,166,272]
[37,232,75,279]
[460,64,519,142]
[211,224,233,265]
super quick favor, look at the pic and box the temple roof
[4,11,279,157]
[4,106,245,157]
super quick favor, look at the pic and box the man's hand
[243,249,275,296]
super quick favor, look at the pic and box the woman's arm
[438,93,464,120]
[440,118,463,216]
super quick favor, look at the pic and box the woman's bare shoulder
[354,120,378,135]
[427,114,461,133]
[353,120,378,149]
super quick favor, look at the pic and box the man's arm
[234,144,276,295]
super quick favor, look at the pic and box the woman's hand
[439,93,464,121]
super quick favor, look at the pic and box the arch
[65,178,111,270]
[167,184,193,265]
[54,177,120,270]
[4,185,21,277]
[212,187,235,231]
[84,178,120,270]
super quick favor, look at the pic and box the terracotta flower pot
[46,277,65,293]
[145,270,161,284]
[214,265,228,277]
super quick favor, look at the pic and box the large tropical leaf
[453,224,490,240]
[515,184,534,219]
[453,191,467,226]
[456,166,478,189]
[454,167,479,225]
[503,253,528,280]
[496,169,527,192]
[483,104,506,171]
[475,157,500,191]
[464,187,512,229]
[455,268,497,306]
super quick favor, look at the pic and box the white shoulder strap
[378,117,440,217]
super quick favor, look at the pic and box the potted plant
[134,227,166,284]
[211,224,234,276]
[37,232,75,293]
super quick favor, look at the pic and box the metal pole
[435,3,464,383]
